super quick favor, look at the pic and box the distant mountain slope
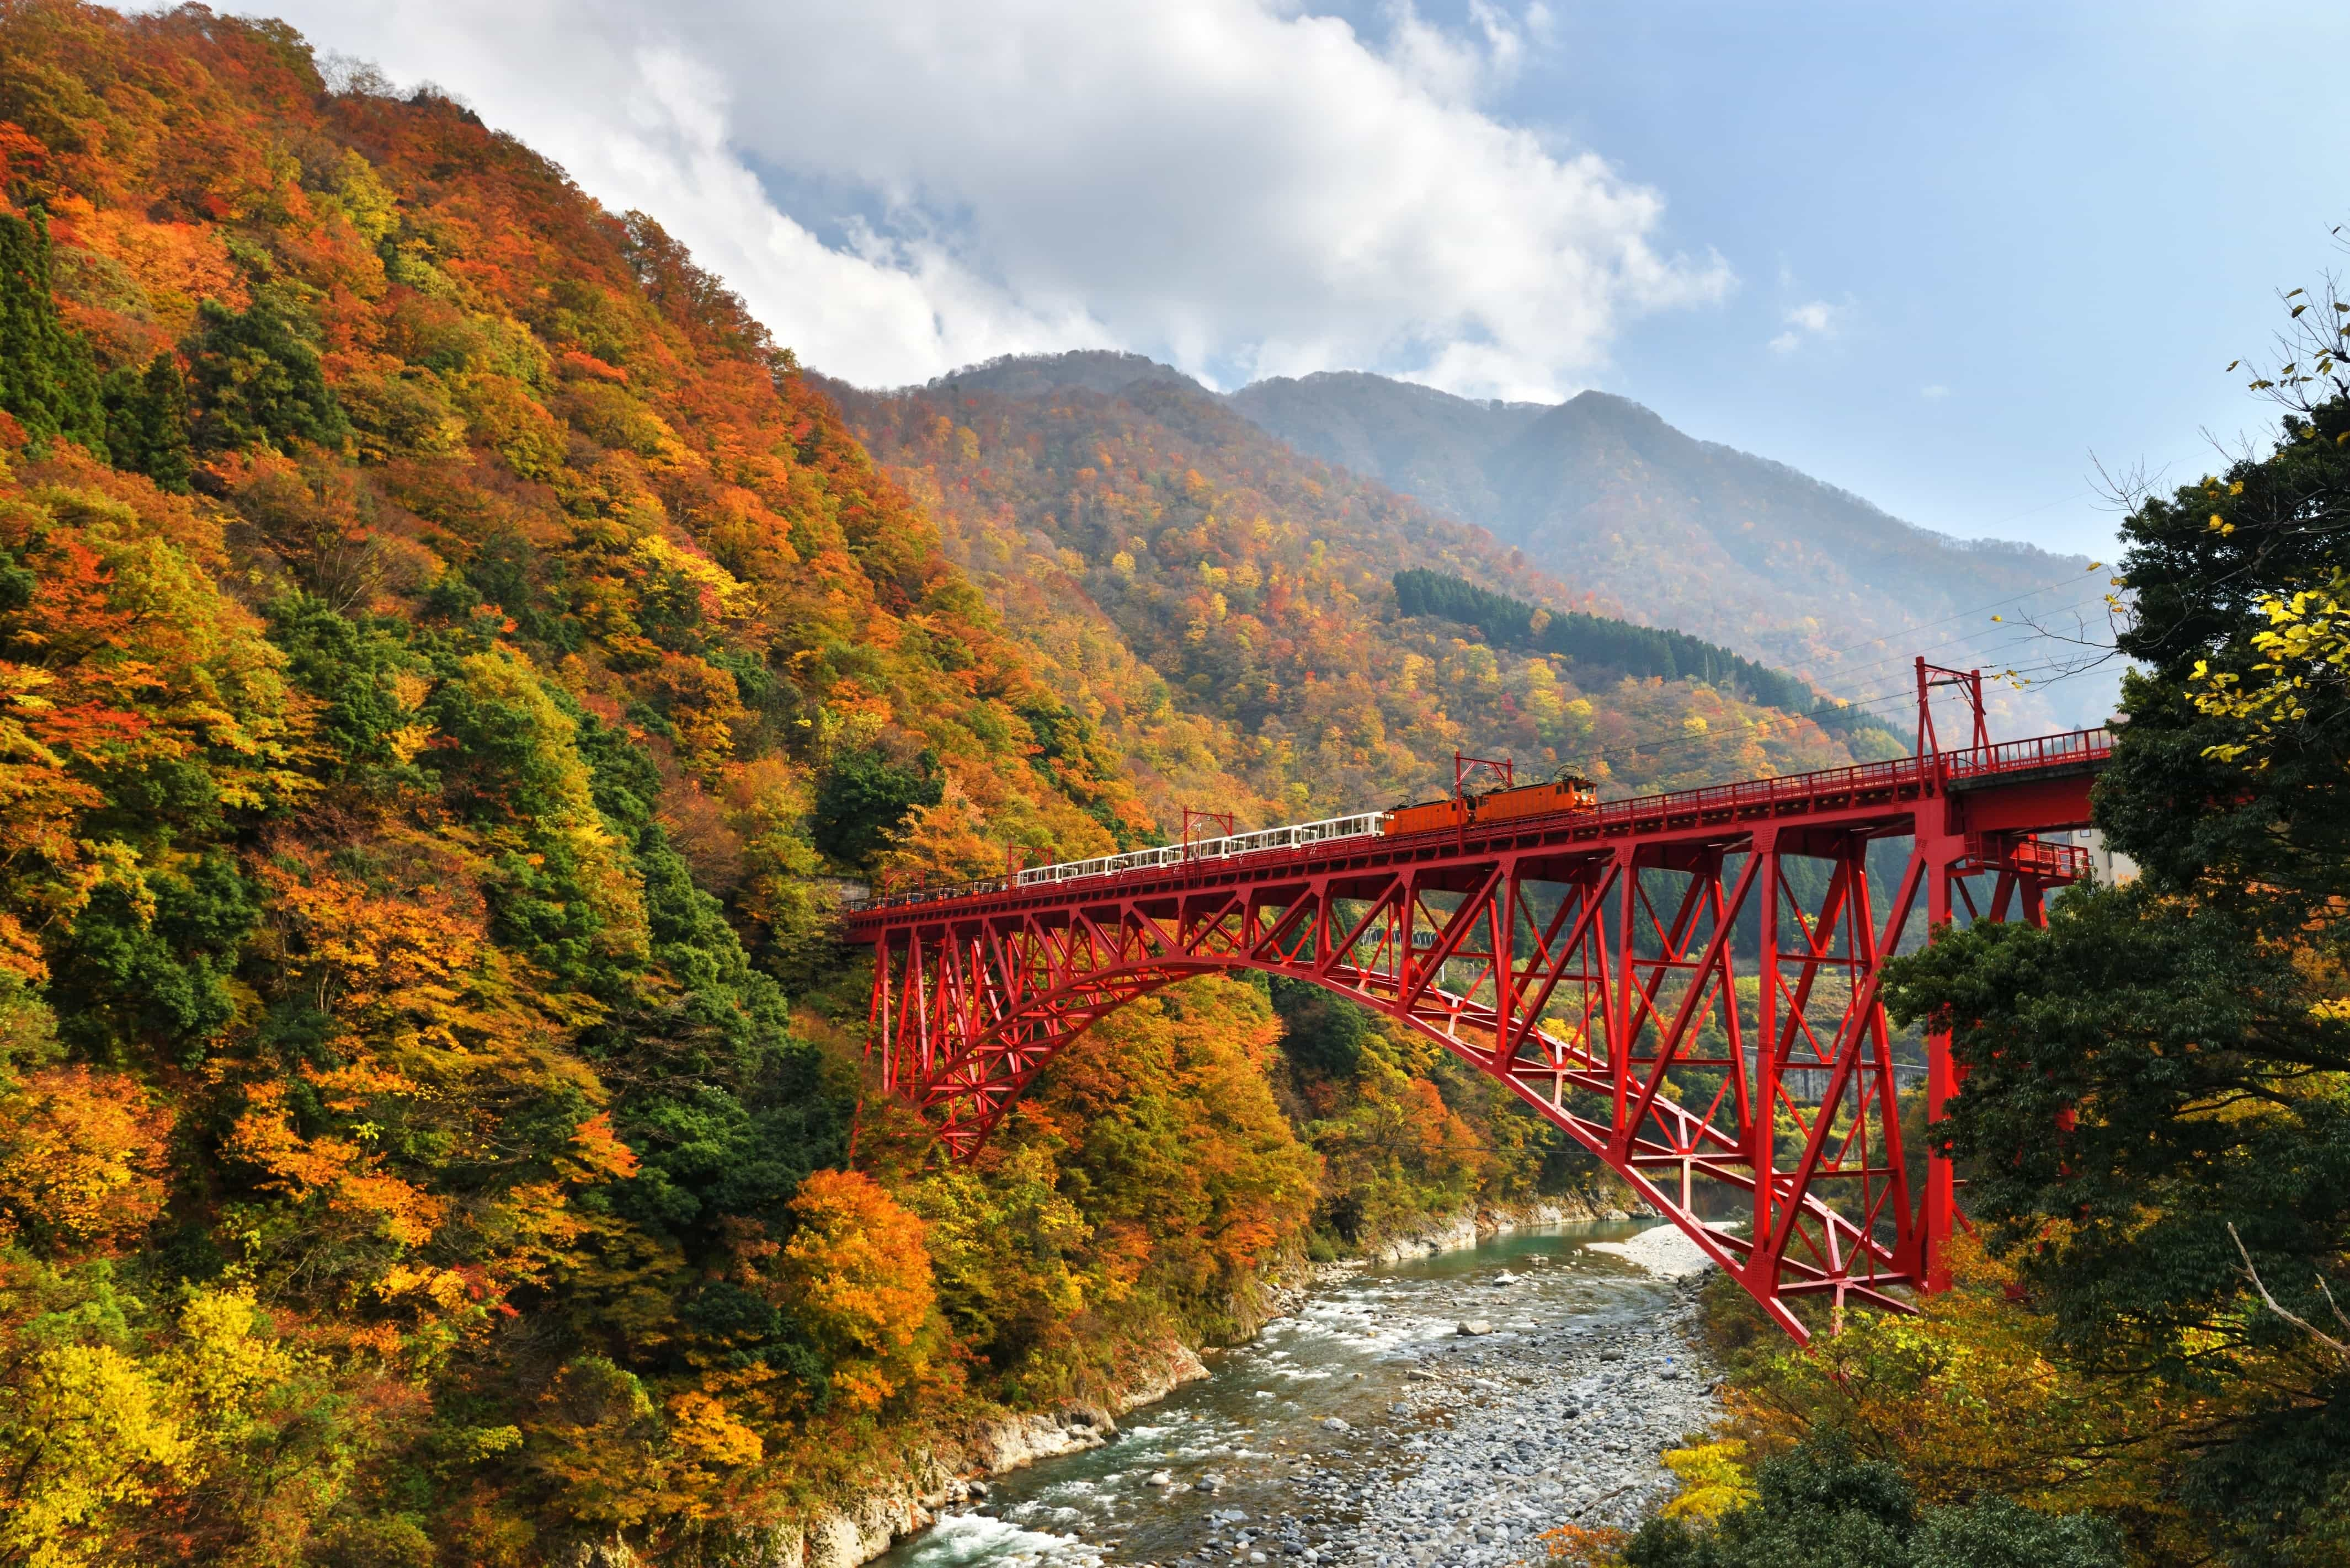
[824,354,1896,816]
[1230,374,2117,733]
[908,348,1197,400]
[1219,369,1547,521]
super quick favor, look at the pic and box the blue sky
[1459,1,2350,559]
[268,1,2350,563]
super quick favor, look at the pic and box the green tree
[187,295,347,454]
[1269,975,1371,1080]
[100,351,193,492]
[812,745,942,870]
[1623,1432,2120,1568]
[1885,327,2350,1562]
[0,209,103,449]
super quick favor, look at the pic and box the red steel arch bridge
[844,664,2110,1341]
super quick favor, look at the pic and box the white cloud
[1768,298,1842,354]
[247,0,1730,398]
[1920,383,1951,399]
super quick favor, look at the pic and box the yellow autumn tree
[0,1066,169,1255]
[776,1169,938,1413]
[0,1342,191,1567]
[1725,1236,2193,1546]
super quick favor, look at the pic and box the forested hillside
[1390,568,1905,753]
[1228,370,2116,734]
[0,7,1704,1562]
[827,356,1884,813]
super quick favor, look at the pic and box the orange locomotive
[1383,767,1598,838]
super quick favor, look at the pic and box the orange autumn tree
[776,1170,940,1415]
[0,1065,168,1255]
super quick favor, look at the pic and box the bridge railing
[1939,726,2112,781]
[844,727,2114,916]
[1564,752,1916,831]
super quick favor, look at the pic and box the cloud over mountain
[269,0,1731,397]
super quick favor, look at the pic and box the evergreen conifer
[0,209,104,450]
[101,350,193,492]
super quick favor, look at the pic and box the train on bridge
[868,756,1601,908]
[1384,764,1599,835]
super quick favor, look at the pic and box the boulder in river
[1457,1320,1495,1336]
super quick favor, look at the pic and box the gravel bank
[1189,1277,1718,1566]
[885,1222,1722,1568]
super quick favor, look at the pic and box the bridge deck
[846,726,2111,933]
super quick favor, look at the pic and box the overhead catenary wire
[1564,654,2095,780]
[1783,565,2123,668]
[1779,588,2122,694]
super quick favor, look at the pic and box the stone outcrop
[791,1336,1213,1567]
[1366,1193,1611,1264]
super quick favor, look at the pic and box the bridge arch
[851,722,2109,1341]
[902,948,1891,1343]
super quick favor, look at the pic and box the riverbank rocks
[1371,1212,1479,1263]
[1456,1319,1495,1336]
[963,1409,1110,1472]
[1366,1196,1621,1263]
[1320,1274,1723,1566]
[1113,1340,1211,1413]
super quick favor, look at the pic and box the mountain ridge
[820,360,1897,825]
[903,351,2113,733]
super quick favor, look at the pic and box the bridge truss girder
[865,818,2075,1343]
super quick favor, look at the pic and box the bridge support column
[1748,830,1779,1279]
[1922,836,1961,1294]
[1918,830,2074,1294]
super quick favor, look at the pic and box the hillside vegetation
[1390,567,1905,754]
[0,8,1708,1562]
[828,359,1883,815]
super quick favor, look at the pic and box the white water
[876,1220,1707,1567]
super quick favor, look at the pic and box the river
[874,1219,1720,1568]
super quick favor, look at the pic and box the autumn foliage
[835,370,1886,826]
[0,6,1663,1562]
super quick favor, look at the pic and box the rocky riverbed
[874,1220,1722,1568]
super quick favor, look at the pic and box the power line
[1794,568,2120,667]
[1796,591,2119,694]
[1569,654,2092,777]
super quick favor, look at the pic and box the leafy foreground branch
[1573,271,2350,1568]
